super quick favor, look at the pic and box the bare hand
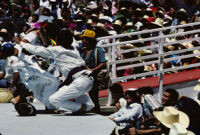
[108,117,114,121]
[9,87,14,93]
[13,37,21,44]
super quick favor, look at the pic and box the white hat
[99,16,113,22]
[142,15,149,20]
[120,7,126,11]
[108,30,117,35]
[169,123,195,135]
[193,50,200,59]
[91,14,97,18]
[194,79,200,91]
[146,8,152,12]
[181,42,194,49]
[87,1,97,9]
[74,31,81,36]
[153,106,190,128]
[179,8,187,13]
[113,20,122,26]
[126,88,137,91]
[120,44,135,49]
[96,22,104,27]
[125,22,133,27]
[98,13,104,18]
[151,18,164,27]
[144,65,154,72]
[87,19,93,24]
[49,0,56,2]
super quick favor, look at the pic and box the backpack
[94,48,112,90]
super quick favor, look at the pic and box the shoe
[72,104,86,115]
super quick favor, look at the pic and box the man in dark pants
[80,29,107,113]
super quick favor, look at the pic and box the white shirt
[20,42,85,78]
[108,103,143,128]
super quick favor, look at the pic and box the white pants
[19,66,59,110]
[49,74,94,112]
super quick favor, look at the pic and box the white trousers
[19,66,59,110]
[49,74,94,112]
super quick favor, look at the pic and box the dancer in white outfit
[1,42,59,110]
[14,23,94,114]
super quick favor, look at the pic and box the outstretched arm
[13,37,52,58]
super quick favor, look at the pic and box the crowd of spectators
[108,84,200,135]
[0,0,200,80]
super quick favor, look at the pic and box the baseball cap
[1,43,14,52]
[81,29,96,38]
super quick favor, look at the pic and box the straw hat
[178,8,187,14]
[91,14,97,18]
[87,1,97,9]
[153,106,190,128]
[194,79,200,91]
[193,50,200,59]
[181,42,194,49]
[87,19,93,24]
[142,15,149,20]
[0,88,14,103]
[169,123,195,135]
[113,20,122,26]
[151,18,163,27]
[125,22,133,27]
[120,7,126,11]
[144,65,154,72]
[96,22,104,27]
[120,43,135,49]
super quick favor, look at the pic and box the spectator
[80,29,107,113]
[109,83,126,110]
[108,89,143,135]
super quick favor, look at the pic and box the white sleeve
[20,42,52,58]
[23,32,37,43]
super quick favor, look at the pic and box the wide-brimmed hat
[169,123,195,135]
[194,79,200,91]
[120,43,135,50]
[113,20,122,26]
[87,1,97,9]
[87,19,93,24]
[181,42,194,49]
[150,18,163,28]
[193,50,200,59]
[153,106,190,128]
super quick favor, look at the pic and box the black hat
[15,103,37,116]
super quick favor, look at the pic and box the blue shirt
[80,47,106,69]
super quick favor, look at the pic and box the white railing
[79,22,200,105]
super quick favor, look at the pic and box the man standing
[80,29,107,113]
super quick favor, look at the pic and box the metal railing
[79,22,200,105]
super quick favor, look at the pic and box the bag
[15,102,37,116]
[0,88,13,103]
[94,48,112,90]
